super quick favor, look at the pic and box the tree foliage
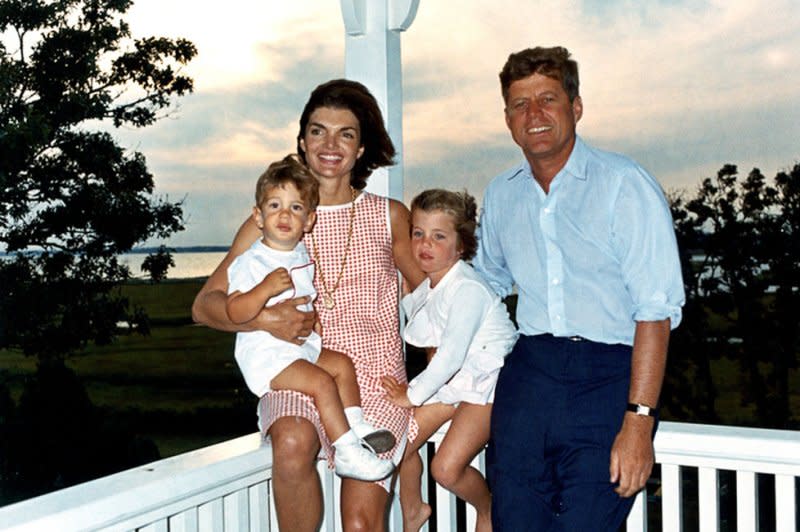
[0,0,196,360]
[140,245,175,283]
[667,163,800,428]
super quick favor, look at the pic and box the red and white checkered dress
[258,191,410,468]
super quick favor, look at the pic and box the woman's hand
[381,376,414,408]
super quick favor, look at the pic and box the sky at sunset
[116,0,800,247]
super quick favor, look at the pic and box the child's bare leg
[431,403,493,532]
[316,348,395,453]
[316,348,359,407]
[400,403,455,532]
[399,451,430,532]
[272,358,394,482]
[270,359,349,441]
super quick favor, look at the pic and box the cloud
[399,0,799,194]
[122,0,798,247]
[126,0,343,89]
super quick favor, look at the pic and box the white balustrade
[1,422,798,531]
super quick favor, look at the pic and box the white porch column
[339,0,419,200]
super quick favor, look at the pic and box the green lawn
[0,279,252,457]
[2,279,797,460]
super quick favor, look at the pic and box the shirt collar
[560,135,589,182]
[507,134,590,183]
[401,260,467,316]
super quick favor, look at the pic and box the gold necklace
[311,187,357,310]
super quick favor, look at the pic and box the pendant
[323,294,335,309]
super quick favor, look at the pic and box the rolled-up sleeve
[611,168,685,328]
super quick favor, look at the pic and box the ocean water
[120,251,227,280]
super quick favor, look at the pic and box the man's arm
[472,188,515,298]
[609,318,670,497]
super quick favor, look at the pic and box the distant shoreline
[1,245,229,256]
[126,246,229,254]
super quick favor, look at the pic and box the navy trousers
[488,334,638,531]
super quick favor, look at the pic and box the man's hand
[609,413,655,497]
[381,376,414,408]
[254,296,316,344]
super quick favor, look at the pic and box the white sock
[344,406,364,427]
[332,429,358,448]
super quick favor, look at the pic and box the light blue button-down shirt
[474,136,685,346]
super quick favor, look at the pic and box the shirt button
[544,207,553,214]
[552,278,560,285]
[555,315,562,320]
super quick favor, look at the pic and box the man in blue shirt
[475,46,685,531]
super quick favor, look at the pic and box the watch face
[628,403,656,417]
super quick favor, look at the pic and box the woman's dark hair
[296,79,396,190]
[410,189,479,260]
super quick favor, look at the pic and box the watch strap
[627,402,658,417]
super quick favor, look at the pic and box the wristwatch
[627,402,658,417]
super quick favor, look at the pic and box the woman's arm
[192,217,316,342]
[388,198,425,291]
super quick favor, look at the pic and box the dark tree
[662,191,720,424]
[0,0,196,360]
[0,0,196,502]
[141,244,175,282]
[669,163,799,429]
[763,164,800,428]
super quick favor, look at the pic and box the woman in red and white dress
[192,79,424,531]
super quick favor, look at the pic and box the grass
[0,279,251,457]
[2,279,798,461]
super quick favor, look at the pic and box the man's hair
[255,154,320,210]
[296,79,395,191]
[499,46,580,103]
[410,189,479,261]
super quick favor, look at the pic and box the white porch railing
[0,421,798,531]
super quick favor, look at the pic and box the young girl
[382,189,518,532]
[227,154,394,482]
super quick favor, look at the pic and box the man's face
[504,73,582,169]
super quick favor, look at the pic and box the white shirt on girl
[402,260,518,406]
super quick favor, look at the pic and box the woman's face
[299,106,365,183]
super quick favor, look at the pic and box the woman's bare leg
[431,403,493,532]
[399,403,455,532]
[341,477,392,532]
[268,416,323,532]
[271,359,349,440]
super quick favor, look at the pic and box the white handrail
[0,422,798,531]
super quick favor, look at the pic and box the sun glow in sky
[115,0,799,247]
